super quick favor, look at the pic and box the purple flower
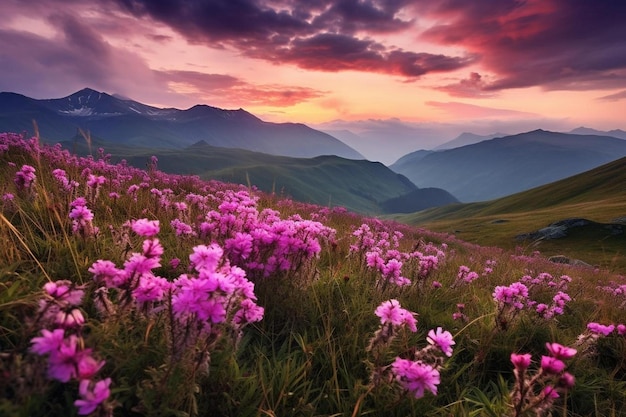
[510,353,532,371]
[545,342,577,360]
[587,322,615,336]
[426,327,455,357]
[374,299,417,331]
[189,244,223,272]
[391,357,440,398]
[47,335,81,382]
[77,353,105,380]
[74,378,111,415]
[540,356,565,374]
[131,218,160,237]
[43,280,84,306]
[14,164,36,189]
[559,372,576,389]
[30,328,66,355]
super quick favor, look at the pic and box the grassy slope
[3,134,626,417]
[394,157,626,269]
[65,140,417,214]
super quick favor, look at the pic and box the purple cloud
[419,0,626,92]
[110,0,472,78]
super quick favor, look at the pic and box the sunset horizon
[2,0,625,143]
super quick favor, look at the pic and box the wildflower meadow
[1,132,625,416]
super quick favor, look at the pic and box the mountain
[568,126,626,140]
[0,88,364,159]
[391,129,626,202]
[62,138,455,214]
[433,132,507,150]
[394,156,626,269]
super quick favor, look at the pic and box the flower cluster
[510,343,576,417]
[452,265,480,287]
[367,299,454,400]
[493,273,574,329]
[90,219,264,372]
[14,164,36,191]
[30,280,111,415]
[69,197,99,238]
[575,321,626,357]
[350,223,446,290]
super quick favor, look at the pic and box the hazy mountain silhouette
[391,129,626,202]
[0,88,364,159]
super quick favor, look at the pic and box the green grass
[2,135,626,416]
[63,139,416,215]
[394,157,626,270]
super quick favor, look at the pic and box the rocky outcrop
[516,218,624,241]
[547,255,594,268]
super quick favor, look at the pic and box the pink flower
[131,219,160,237]
[427,327,455,357]
[543,385,560,399]
[587,322,615,336]
[510,353,532,371]
[43,280,84,306]
[540,356,565,374]
[545,342,577,360]
[559,372,576,389]
[391,357,440,398]
[374,299,417,331]
[74,378,111,415]
[48,335,81,382]
[617,324,626,335]
[189,244,223,272]
[55,308,85,328]
[77,354,105,380]
[30,328,66,355]
[432,281,442,288]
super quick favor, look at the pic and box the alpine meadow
[1,131,626,417]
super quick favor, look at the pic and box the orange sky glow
[1,0,625,155]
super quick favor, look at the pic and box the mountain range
[62,138,458,214]
[0,88,363,159]
[3,88,626,210]
[391,129,626,202]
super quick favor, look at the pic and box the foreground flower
[510,353,532,371]
[391,357,440,398]
[545,342,577,360]
[74,378,112,415]
[426,327,455,357]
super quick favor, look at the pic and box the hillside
[395,156,626,269]
[61,138,457,214]
[391,129,626,202]
[0,88,364,159]
[2,131,626,417]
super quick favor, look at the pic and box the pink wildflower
[74,378,111,415]
[426,327,455,357]
[587,322,615,336]
[30,328,66,355]
[391,357,440,398]
[540,356,566,374]
[545,342,577,360]
[511,353,532,371]
[131,219,160,237]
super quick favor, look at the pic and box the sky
[2,0,626,163]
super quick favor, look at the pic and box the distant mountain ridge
[62,138,457,214]
[569,126,626,140]
[0,88,364,159]
[391,129,626,202]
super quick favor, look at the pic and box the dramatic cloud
[110,0,473,78]
[436,72,496,98]
[419,0,626,92]
[156,70,327,107]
